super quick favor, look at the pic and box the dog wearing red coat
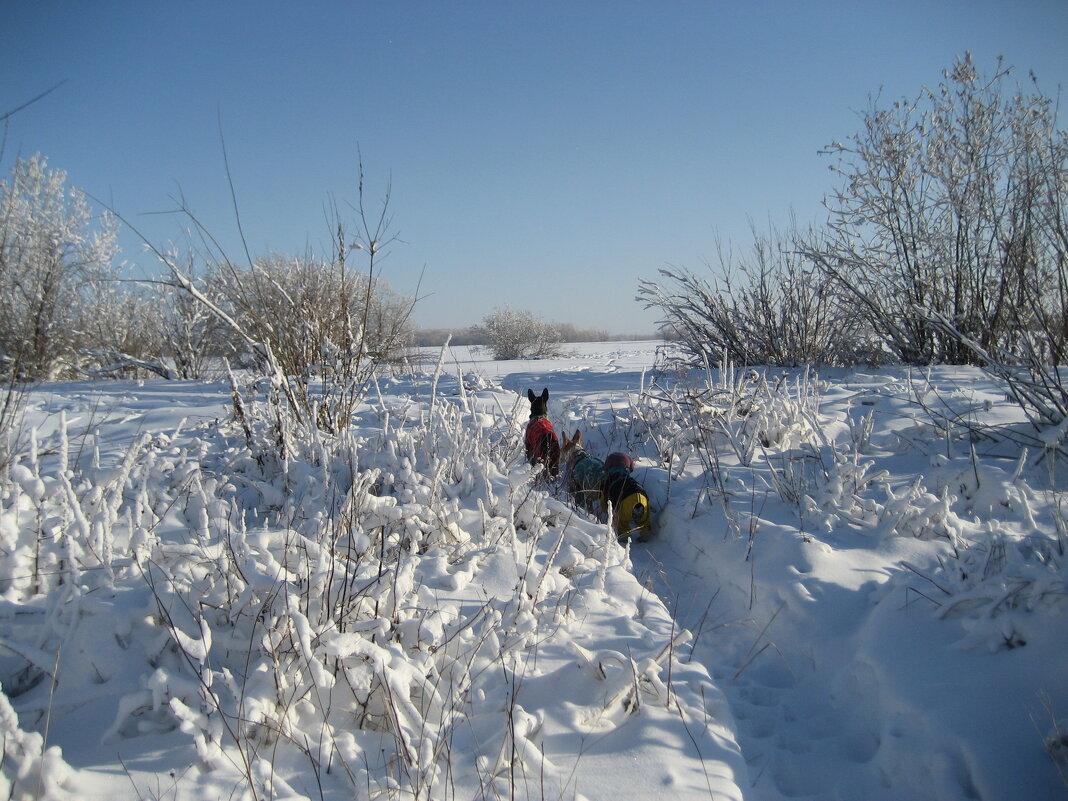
[524,388,560,479]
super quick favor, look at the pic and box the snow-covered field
[1,340,1066,800]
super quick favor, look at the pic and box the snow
[1,341,1066,800]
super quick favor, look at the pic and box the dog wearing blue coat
[560,430,605,514]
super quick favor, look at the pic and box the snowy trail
[493,353,893,799]
[632,522,914,801]
[540,369,915,800]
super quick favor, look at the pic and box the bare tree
[639,222,865,367]
[802,54,1067,366]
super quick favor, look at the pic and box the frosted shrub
[904,458,1068,651]
[0,154,120,381]
[639,222,865,367]
[772,446,887,532]
[687,365,822,464]
[477,306,565,360]
[0,418,156,601]
[803,54,1068,368]
[659,361,827,500]
[633,356,1067,659]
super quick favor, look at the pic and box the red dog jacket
[524,416,560,478]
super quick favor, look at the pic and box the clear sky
[2,1,1066,335]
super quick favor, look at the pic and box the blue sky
[3,2,1066,335]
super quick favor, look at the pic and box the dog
[524,388,560,479]
[562,433,652,542]
[560,430,605,513]
[602,452,653,542]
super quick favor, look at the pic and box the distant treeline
[412,324,656,348]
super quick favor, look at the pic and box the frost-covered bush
[922,309,1068,439]
[678,364,825,469]
[0,154,120,380]
[802,54,1068,367]
[151,276,223,379]
[0,687,76,800]
[639,223,868,368]
[625,360,884,547]
[206,255,414,374]
[630,354,1067,660]
[478,306,565,360]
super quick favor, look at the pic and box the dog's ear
[540,388,549,402]
[528,389,536,403]
[574,430,582,444]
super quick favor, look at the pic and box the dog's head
[561,429,583,460]
[527,387,549,418]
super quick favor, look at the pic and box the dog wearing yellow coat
[602,451,653,542]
